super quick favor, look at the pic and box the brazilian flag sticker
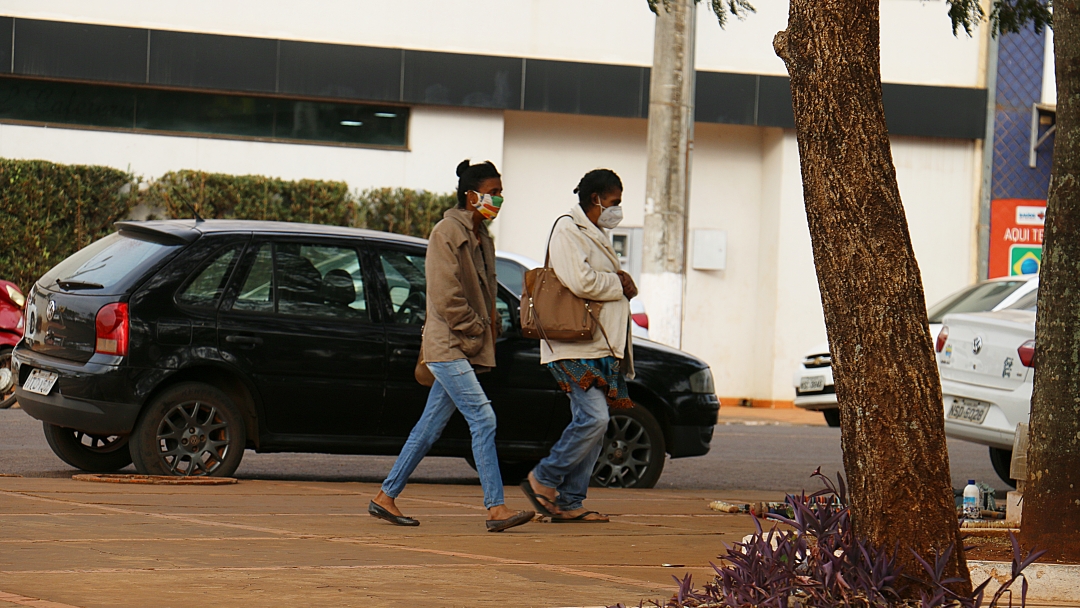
[1010,245,1042,276]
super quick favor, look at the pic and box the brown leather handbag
[520,216,614,353]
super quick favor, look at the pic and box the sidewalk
[0,477,779,608]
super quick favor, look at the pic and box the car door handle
[392,348,420,357]
[225,335,263,346]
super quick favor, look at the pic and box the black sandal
[368,501,420,527]
[519,480,560,517]
[550,510,609,523]
[486,510,535,532]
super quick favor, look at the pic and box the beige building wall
[499,112,978,406]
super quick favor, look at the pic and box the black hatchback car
[13,220,719,487]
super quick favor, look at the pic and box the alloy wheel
[155,401,232,476]
[72,430,128,454]
[0,351,16,408]
[592,414,653,488]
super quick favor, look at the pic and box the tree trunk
[773,0,971,594]
[1021,1,1080,561]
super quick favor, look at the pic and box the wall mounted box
[692,229,727,270]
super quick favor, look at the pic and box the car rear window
[40,231,184,295]
[927,280,1027,323]
[1006,288,1038,311]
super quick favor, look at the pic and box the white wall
[500,112,978,402]
[0,107,504,193]
[7,0,983,88]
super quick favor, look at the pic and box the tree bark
[1021,0,1080,561]
[773,0,971,593]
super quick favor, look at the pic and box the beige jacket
[540,205,634,379]
[421,207,499,369]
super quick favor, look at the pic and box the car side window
[495,289,513,334]
[378,249,426,325]
[176,245,243,308]
[276,243,368,319]
[233,243,275,313]
[232,242,368,319]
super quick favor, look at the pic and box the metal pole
[977,33,1000,281]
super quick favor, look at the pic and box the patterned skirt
[546,356,633,410]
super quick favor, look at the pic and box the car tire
[42,423,132,472]
[0,348,17,409]
[823,409,841,428]
[989,447,1017,488]
[591,404,666,489]
[130,382,246,477]
[463,456,538,486]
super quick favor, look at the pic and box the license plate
[947,398,990,424]
[23,369,58,396]
[800,375,826,392]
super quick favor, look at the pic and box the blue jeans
[381,359,504,508]
[532,382,609,511]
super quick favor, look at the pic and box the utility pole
[642,0,695,348]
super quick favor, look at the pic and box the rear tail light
[632,313,649,330]
[95,303,129,356]
[1017,339,1036,368]
[935,325,949,353]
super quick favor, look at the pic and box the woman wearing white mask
[519,169,636,523]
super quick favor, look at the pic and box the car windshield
[40,231,183,295]
[927,280,1028,323]
[1006,288,1038,311]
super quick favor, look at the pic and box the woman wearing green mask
[370,159,534,533]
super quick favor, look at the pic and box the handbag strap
[542,214,574,268]
[586,303,619,359]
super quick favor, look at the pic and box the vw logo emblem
[46,300,56,322]
[972,336,983,355]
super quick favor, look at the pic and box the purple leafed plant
[610,468,1045,608]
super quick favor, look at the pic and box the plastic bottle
[963,480,981,519]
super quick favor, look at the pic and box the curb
[969,560,1080,603]
[72,474,238,485]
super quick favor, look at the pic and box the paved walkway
[0,477,781,608]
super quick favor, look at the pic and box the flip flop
[550,510,609,523]
[486,510,535,532]
[519,479,560,517]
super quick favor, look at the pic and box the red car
[0,279,25,408]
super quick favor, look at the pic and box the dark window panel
[136,89,274,138]
[149,31,276,93]
[278,41,400,102]
[757,75,795,128]
[883,83,986,139]
[13,19,146,84]
[640,68,650,118]
[694,71,756,125]
[275,101,407,146]
[0,18,12,74]
[0,77,134,128]
[524,59,645,118]
[403,50,520,109]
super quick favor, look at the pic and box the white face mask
[597,204,624,229]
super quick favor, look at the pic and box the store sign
[990,199,1045,278]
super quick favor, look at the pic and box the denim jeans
[532,382,609,511]
[381,358,504,508]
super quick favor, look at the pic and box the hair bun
[573,187,580,194]
[456,159,471,178]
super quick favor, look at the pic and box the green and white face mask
[471,192,504,220]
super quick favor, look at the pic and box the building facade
[0,0,992,406]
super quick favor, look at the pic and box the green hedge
[0,159,136,292]
[0,159,455,293]
[355,187,457,238]
[144,170,356,226]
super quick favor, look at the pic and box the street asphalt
[0,406,1011,496]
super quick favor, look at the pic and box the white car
[793,275,1039,427]
[937,287,1038,485]
[495,250,650,339]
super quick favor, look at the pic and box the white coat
[539,204,634,379]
